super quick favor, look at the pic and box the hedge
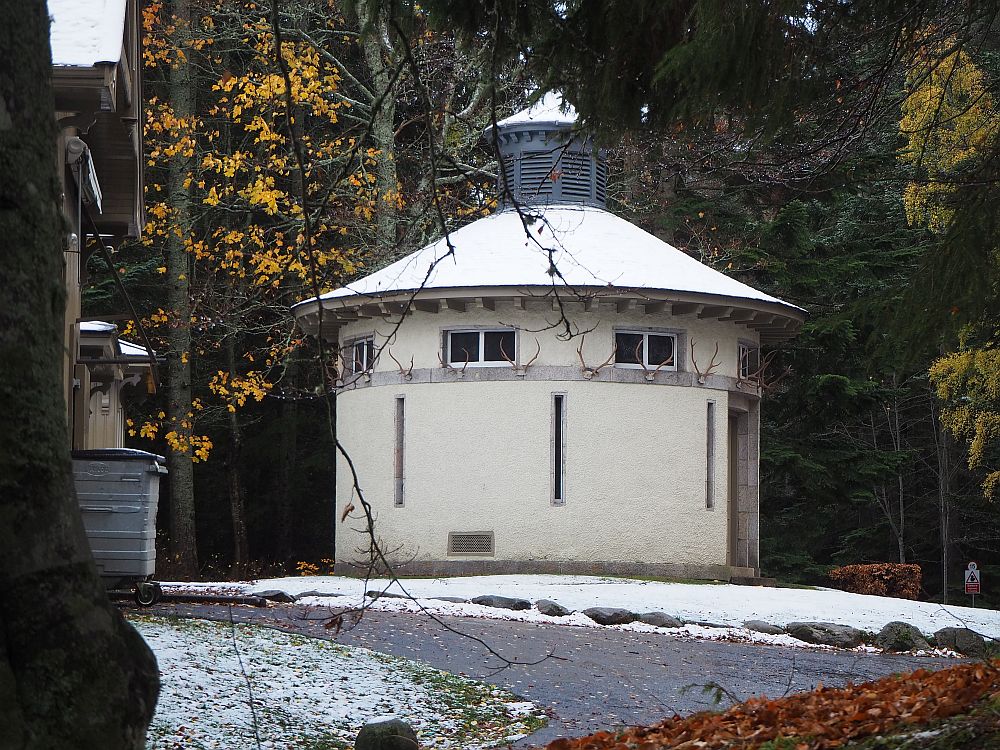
[827,563,922,600]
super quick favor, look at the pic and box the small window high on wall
[346,336,374,375]
[614,330,676,370]
[738,342,759,379]
[445,329,516,366]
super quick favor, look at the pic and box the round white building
[293,96,805,580]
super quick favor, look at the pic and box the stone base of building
[336,557,758,582]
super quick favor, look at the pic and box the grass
[131,615,546,749]
[775,581,821,590]
[599,573,730,585]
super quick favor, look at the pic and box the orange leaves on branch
[208,370,273,411]
[546,662,1000,750]
[165,429,213,462]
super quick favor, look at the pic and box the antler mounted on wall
[690,339,721,384]
[437,350,470,378]
[334,349,368,389]
[326,352,343,389]
[499,338,540,377]
[387,348,414,380]
[738,349,792,392]
[577,334,616,380]
[634,340,674,382]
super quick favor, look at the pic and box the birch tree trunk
[165,0,199,577]
[0,2,159,744]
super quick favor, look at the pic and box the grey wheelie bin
[71,448,167,605]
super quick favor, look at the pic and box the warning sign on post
[965,562,981,595]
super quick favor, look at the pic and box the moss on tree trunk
[164,0,199,578]
[0,1,159,746]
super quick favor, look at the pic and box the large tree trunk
[165,0,199,577]
[225,333,249,571]
[275,381,299,561]
[891,386,905,564]
[359,3,399,259]
[0,2,159,745]
[932,399,952,604]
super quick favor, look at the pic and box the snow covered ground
[168,574,1000,648]
[133,615,544,749]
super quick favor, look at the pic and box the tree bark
[359,2,399,259]
[0,2,159,745]
[225,333,249,571]
[931,398,952,604]
[165,0,199,577]
[275,379,298,561]
[892,386,905,564]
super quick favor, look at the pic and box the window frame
[705,399,716,510]
[612,328,680,371]
[442,327,518,367]
[394,394,405,507]
[344,334,375,376]
[551,392,567,506]
[738,340,760,380]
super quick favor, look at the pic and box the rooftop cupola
[488,93,607,210]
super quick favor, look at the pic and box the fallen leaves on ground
[546,661,1000,750]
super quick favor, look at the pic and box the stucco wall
[334,306,758,571]
[339,303,752,380]
[337,379,730,566]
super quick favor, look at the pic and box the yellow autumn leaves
[930,344,1000,498]
[899,38,999,233]
[902,37,1000,499]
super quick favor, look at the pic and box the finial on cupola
[486,92,608,210]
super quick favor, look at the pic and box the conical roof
[294,93,804,341]
[294,205,805,340]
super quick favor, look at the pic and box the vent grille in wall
[448,531,495,556]
[558,152,592,200]
[519,152,555,200]
[502,155,516,192]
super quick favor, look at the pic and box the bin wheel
[134,582,158,606]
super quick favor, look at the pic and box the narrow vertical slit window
[394,395,405,507]
[706,400,716,509]
[552,393,566,505]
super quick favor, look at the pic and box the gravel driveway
[137,602,958,747]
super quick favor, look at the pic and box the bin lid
[72,448,166,463]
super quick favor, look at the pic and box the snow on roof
[305,205,802,312]
[49,0,127,67]
[119,338,153,357]
[493,92,578,130]
[80,320,117,334]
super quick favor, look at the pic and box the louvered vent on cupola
[489,95,607,209]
